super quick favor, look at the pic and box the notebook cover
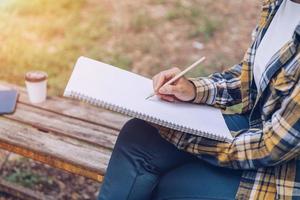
[0,90,19,115]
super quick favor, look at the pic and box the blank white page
[64,57,232,142]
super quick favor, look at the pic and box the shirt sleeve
[156,81,300,170]
[188,63,243,110]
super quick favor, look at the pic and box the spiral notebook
[64,57,232,142]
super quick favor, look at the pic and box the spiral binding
[65,90,228,142]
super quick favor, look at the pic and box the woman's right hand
[152,67,196,102]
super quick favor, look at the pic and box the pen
[145,56,206,100]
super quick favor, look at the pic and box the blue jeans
[98,114,249,200]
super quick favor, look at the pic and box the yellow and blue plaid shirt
[157,0,300,199]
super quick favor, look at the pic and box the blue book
[0,90,18,115]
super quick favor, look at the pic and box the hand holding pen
[147,57,206,102]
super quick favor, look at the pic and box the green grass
[0,0,231,96]
[0,0,112,95]
[149,0,167,4]
[166,3,199,21]
[5,168,52,189]
[188,17,221,40]
[105,52,132,70]
[165,2,221,41]
[130,11,156,32]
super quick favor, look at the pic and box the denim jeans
[98,114,249,200]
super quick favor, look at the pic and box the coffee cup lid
[25,71,48,82]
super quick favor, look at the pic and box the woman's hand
[152,67,196,102]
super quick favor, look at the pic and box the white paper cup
[25,71,48,104]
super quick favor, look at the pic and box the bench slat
[0,82,130,131]
[0,82,132,182]
[5,104,118,150]
[0,118,111,182]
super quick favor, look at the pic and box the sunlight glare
[0,0,13,8]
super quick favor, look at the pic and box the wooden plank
[0,82,129,131]
[0,178,55,200]
[4,104,118,150]
[0,118,112,182]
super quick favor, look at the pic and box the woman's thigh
[151,160,243,200]
[151,114,249,200]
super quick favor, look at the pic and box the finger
[161,95,175,102]
[157,94,176,102]
[158,84,179,95]
[155,73,165,92]
[155,68,181,92]
[157,93,172,99]
[152,74,159,92]
[158,90,182,102]
[163,67,181,80]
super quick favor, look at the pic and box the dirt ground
[101,0,260,79]
[0,155,100,199]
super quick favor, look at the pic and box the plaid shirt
[156,0,300,199]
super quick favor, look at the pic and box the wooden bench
[0,82,130,182]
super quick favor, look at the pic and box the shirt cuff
[187,77,217,105]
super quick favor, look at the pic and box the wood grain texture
[0,82,133,181]
[0,118,110,181]
[4,103,118,150]
[0,82,130,131]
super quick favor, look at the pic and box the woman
[99,0,300,199]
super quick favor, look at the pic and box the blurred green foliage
[0,0,226,96]
[131,11,156,32]
[0,0,110,95]
[5,168,53,189]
